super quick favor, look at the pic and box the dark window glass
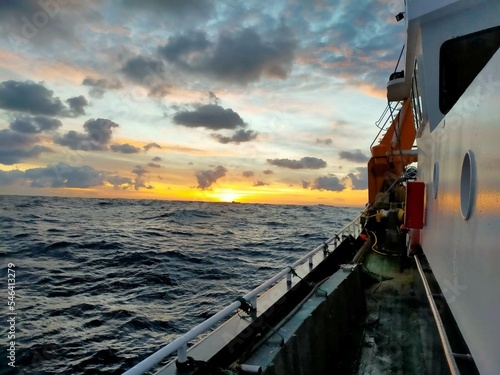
[440,26,500,114]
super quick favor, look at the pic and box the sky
[0,0,405,206]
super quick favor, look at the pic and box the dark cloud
[148,83,173,98]
[211,129,257,144]
[144,143,161,151]
[339,149,369,163]
[242,171,254,178]
[120,56,165,85]
[10,116,61,133]
[82,77,122,98]
[299,0,405,91]
[121,0,214,21]
[346,167,368,190]
[316,138,332,145]
[131,165,153,190]
[173,104,246,130]
[1,163,104,188]
[159,27,296,84]
[0,169,24,185]
[0,163,140,190]
[0,122,54,165]
[267,157,327,170]
[253,181,268,187]
[302,180,311,189]
[0,1,89,48]
[148,163,161,168]
[107,175,133,189]
[54,118,119,151]
[159,30,210,66]
[263,169,274,175]
[66,95,88,116]
[0,144,51,165]
[132,165,148,176]
[195,165,227,189]
[0,80,65,116]
[152,156,162,162]
[110,143,141,154]
[311,176,345,192]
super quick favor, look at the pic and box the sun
[216,190,242,203]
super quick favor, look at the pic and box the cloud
[120,0,214,22]
[82,77,122,98]
[159,26,296,84]
[0,163,104,188]
[316,138,332,145]
[339,149,369,163]
[195,165,227,189]
[120,56,165,85]
[345,167,368,190]
[148,83,173,98]
[66,95,88,116]
[173,104,246,130]
[263,169,274,175]
[107,175,133,189]
[302,180,311,189]
[267,157,327,170]
[0,134,52,165]
[110,143,141,154]
[148,162,161,168]
[152,156,161,162]
[159,30,210,67]
[144,142,161,151]
[211,129,258,144]
[54,118,119,151]
[311,176,345,192]
[0,1,89,47]
[131,165,153,190]
[0,80,65,116]
[132,165,148,176]
[0,116,58,164]
[10,116,61,133]
[253,181,268,187]
[0,163,148,190]
[242,171,254,178]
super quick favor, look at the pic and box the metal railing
[370,100,403,151]
[123,212,363,375]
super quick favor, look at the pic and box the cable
[369,231,400,257]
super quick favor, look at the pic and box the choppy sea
[0,195,359,374]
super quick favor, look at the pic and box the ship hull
[417,49,500,375]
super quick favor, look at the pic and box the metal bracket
[341,263,358,272]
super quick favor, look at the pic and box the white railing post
[177,343,187,364]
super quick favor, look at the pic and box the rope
[177,356,237,375]
[287,266,328,297]
[322,242,330,255]
[234,296,255,315]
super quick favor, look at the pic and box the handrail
[370,100,403,151]
[414,255,460,375]
[123,212,363,375]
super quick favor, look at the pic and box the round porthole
[460,150,475,220]
[433,161,439,199]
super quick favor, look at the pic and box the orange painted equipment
[367,99,418,204]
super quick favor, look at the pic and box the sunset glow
[0,1,405,206]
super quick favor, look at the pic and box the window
[440,25,500,114]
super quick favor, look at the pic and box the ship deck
[355,250,478,375]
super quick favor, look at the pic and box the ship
[123,0,500,374]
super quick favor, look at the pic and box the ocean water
[0,195,359,374]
